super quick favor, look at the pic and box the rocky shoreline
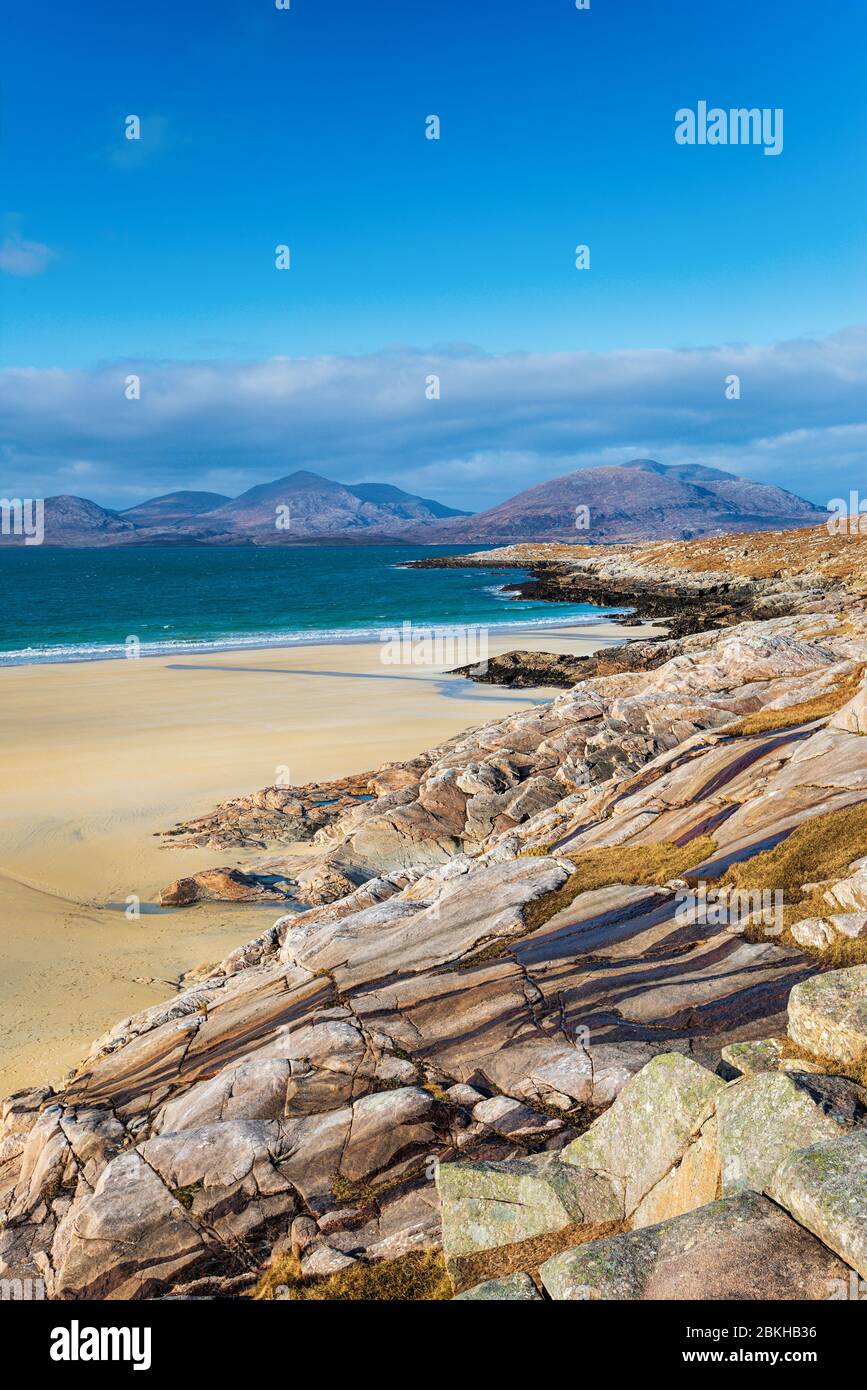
[414,532,850,687]
[3,524,867,1301]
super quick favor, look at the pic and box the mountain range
[1,461,827,547]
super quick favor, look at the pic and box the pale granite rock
[539,1193,851,1301]
[631,1115,720,1228]
[560,1054,726,1215]
[720,1038,784,1077]
[471,1096,561,1139]
[767,1131,867,1279]
[787,966,867,1066]
[301,1246,357,1277]
[437,1154,622,1277]
[716,1071,867,1195]
[52,1151,210,1300]
[791,918,838,950]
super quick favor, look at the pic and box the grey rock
[453,1272,542,1301]
[560,1054,726,1215]
[540,1193,851,1301]
[717,1071,867,1195]
[768,1131,867,1279]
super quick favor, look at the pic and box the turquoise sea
[0,545,621,666]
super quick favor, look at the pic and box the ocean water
[0,544,622,666]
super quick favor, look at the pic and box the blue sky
[2,0,867,509]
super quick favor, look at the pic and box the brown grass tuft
[465,838,716,968]
[251,1248,452,1301]
[721,802,867,908]
[724,801,867,965]
[726,664,865,737]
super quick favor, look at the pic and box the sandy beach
[0,619,653,1095]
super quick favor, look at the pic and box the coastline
[0,606,625,669]
[0,616,655,1094]
[6,526,867,1304]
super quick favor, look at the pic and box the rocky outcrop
[161,773,383,852]
[160,868,294,907]
[538,1193,850,1301]
[716,1071,867,1195]
[768,1132,867,1279]
[439,965,867,1300]
[6,528,867,1300]
[787,968,867,1067]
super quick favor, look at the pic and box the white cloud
[2,328,866,509]
[0,234,57,276]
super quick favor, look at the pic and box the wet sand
[0,620,653,1094]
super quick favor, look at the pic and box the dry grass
[725,664,865,737]
[466,837,716,968]
[252,1249,452,1301]
[721,803,867,908]
[561,836,718,895]
[723,802,867,965]
[778,1037,867,1088]
[630,526,867,591]
[518,836,717,940]
[450,1218,622,1295]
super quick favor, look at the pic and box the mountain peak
[414,459,827,545]
[617,458,670,473]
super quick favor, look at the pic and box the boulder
[791,918,838,950]
[829,912,867,939]
[160,867,290,907]
[825,862,867,911]
[631,1115,720,1229]
[539,1193,851,1300]
[828,676,867,735]
[339,1087,437,1186]
[792,914,867,948]
[301,1246,357,1276]
[560,1054,726,1215]
[787,966,867,1067]
[471,1096,561,1140]
[716,1071,867,1195]
[52,1150,211,1300]
[453,1272,542,1301]
[437,1154,622,1286]
[768,1131,867,1279]
[719,1038,784,1077]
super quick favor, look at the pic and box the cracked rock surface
[5,534,867,1299]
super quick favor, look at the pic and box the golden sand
[0,620,650,1094]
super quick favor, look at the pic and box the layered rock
[5,530,867,1300]
[442,966,867,1301]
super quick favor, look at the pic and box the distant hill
[2,461,826,546]
[0,495,137,546]
[170,471,470,539]
[120,491,232,526]
[3,472,470,546]
[345,483,467,519]
[415,459,827,544]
